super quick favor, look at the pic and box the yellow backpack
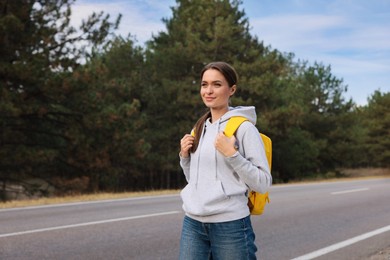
[224,116,272,215]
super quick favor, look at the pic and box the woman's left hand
[215,132,237,157]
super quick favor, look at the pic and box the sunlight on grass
[0,190,180,209]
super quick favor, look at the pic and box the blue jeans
[179,215,257,260]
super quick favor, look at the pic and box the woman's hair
[190,61,238,153]
[201,61,238,87]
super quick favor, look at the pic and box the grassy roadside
[0,189,180,209]
[1,168,389,209]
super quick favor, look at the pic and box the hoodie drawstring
[215,119,222,180]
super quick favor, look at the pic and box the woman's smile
[204,96,216,102]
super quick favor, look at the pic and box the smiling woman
[178,61,272,259]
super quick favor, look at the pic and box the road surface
[1,178,389,259]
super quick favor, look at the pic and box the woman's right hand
[180,134,194,158]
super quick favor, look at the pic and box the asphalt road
[0,178,389,260]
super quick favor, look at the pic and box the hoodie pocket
[181,180,230,216]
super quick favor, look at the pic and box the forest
[1,0,389,200]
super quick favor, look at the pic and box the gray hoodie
[180,106,272,223]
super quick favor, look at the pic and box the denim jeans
[179,215,257,260]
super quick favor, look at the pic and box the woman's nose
[206,86,213,94]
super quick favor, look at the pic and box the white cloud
[248,9,390,105]
[71,0,173,44]
[251,15,342,53]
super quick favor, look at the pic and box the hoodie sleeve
[179,155,191,182]
[225,122,272,193]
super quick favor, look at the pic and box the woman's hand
[215,132,237,157]
[180,134,194,158]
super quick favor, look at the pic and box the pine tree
[0,0,119,198]
[144,0,290,186]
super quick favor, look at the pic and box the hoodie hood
[219,106,257,125]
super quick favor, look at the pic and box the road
[0,178,389,259]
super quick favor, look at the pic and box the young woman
[179,61,272,259]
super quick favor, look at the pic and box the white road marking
[331,187,369,195]
[291,225,390,260]
[0,211,180,238]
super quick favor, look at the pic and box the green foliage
[66,60,148,191]
[0,0,120,194]
[274,127,320,182]
[1,0,388,198]
[362,91,390,167]
[296,62,356,171]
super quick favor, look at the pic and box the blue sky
[72,0,390,106]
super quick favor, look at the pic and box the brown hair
[190,61,238,153]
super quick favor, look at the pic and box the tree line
[0,0,389,199]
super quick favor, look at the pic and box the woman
[179,61,272,259]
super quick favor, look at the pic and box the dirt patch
[369,246,390,260]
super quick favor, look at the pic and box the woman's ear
[230,85,237,96]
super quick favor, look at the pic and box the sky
[72,0,390,106]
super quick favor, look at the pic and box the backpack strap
[225,116,272,170]
[224,116,248,137]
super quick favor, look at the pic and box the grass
[0,189,180,209]
[1,168,389,209]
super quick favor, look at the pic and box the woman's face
[200,69,236,110]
